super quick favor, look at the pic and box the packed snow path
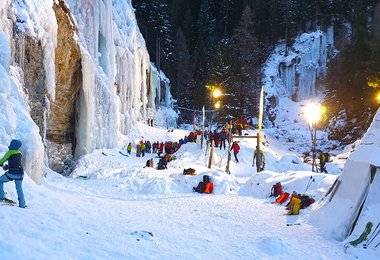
[1,173,351,259]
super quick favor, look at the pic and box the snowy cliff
[0,0,174,183]
[262,28,334,127]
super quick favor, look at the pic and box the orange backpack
[274,192,290,204]
[204,182,214,194]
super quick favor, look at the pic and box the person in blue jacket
[0,139,26,208]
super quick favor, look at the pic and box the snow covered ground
[2,122,378,259]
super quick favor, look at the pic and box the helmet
[8,139,22,150]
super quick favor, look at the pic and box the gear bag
[204,182,213,194]
[271,182,282,197]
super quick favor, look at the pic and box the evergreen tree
[230,5,264,118]
[176,28,194,108]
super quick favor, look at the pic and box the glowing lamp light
[135,139,141,145]
[213,89,221,98]
[303,103,321,126]
[376,93,380,103]
[214,101,221,109]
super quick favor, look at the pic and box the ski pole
[304,178,315,194]
[303,176,312,194]
[375,240,380,249]
[364,227,380,248]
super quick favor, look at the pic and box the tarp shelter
[310,110,380,241]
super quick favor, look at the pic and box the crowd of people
[125,117,268,170]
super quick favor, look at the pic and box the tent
[310,110,380,241]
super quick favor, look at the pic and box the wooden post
[256,132,260,172]
[208,142,214,169]
[225,133,231,174]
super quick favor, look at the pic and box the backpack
[204,182,213,194]
[274,192,290,204]
[300,195,315,209]
[194,182,205,193]
[288,196,301,215]
[271,182,282,197]
[183,168,196,175]
[324,153,330,162]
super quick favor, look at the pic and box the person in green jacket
[253,146,265,172]
[0,139,26,208]
[127,142,132,154]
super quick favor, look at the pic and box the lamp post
[206,85,222,168]
[303,103,321,172]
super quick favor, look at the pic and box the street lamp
[206,85,223,168]
[213,88,221,99]
[303,103,322,172]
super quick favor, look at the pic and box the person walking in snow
[230,141,240,163]
[0,139,26,208]
[253,146,265,171]
[319,151,328,173]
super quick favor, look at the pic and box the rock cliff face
[12,1,81,173]
[46,1,82,172]
[20,36,46,138]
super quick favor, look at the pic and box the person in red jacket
[230,141,240,162]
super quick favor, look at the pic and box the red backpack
[271,182,282,197]
[204,182,214,194]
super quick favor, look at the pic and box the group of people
[127,140,182,158]
[125,131,201,170]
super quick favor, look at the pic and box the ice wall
[65,0,174,157]
[0,30,45,184]
[265,30,332,101]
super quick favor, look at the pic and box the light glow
[303,103,321,126]
[213,89,221,98]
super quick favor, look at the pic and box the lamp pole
[311,124,317,172]
[303,103,321,173]
[207,86,222,169]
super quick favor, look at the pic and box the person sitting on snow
[157,157,168,170]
